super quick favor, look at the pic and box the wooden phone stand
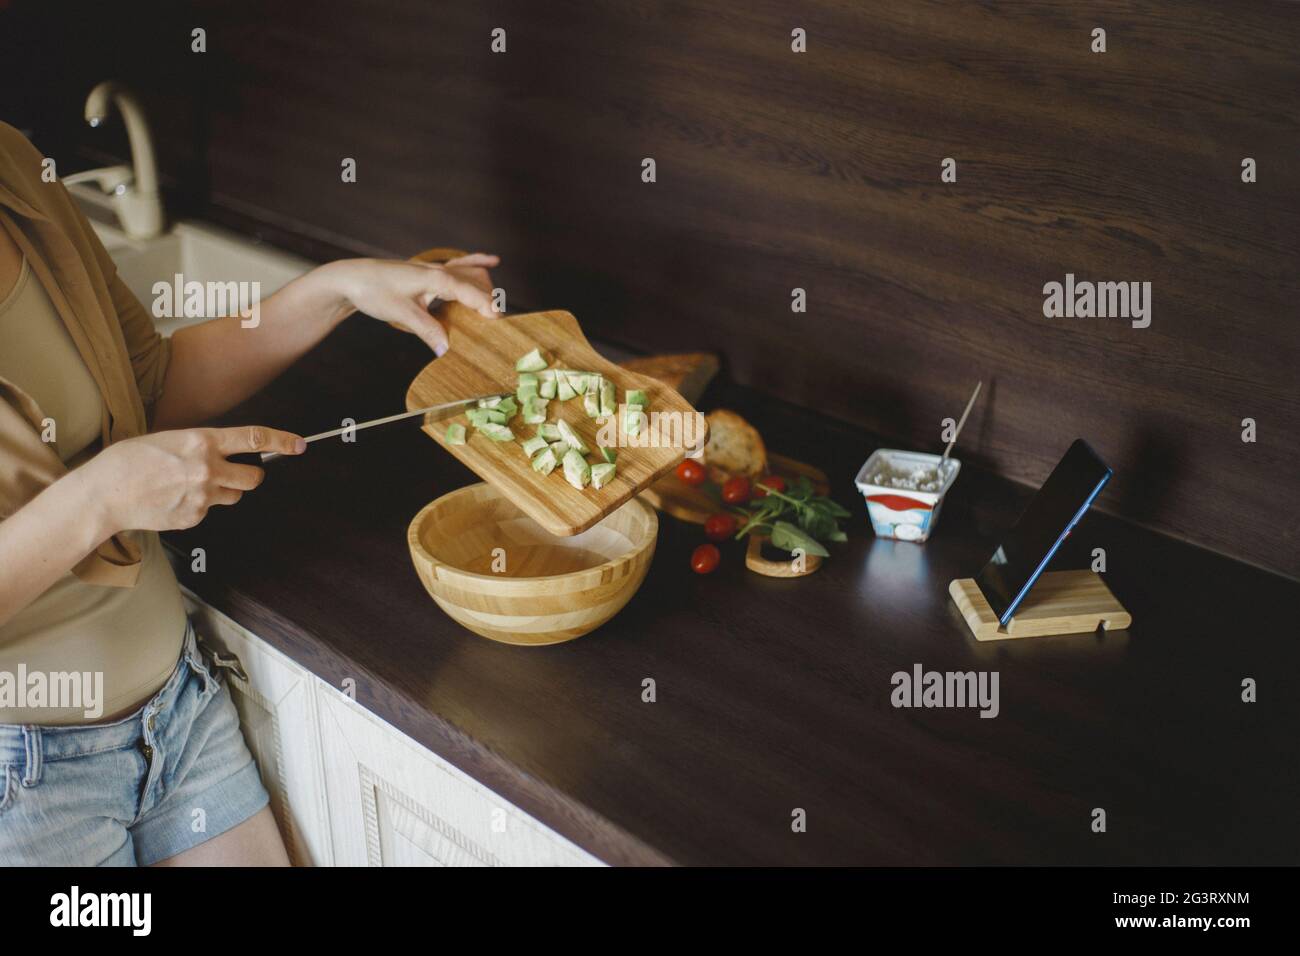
[949,570,1131,641]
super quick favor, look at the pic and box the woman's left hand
[325,253,500,355]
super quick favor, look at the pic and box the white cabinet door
[316,681,602,867]
[182,591,334,866]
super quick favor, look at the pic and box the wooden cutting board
[618,353,719,405]
[406,301,704,537]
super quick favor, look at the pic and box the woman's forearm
[151,261,356,430]
[0,423,307,627]
[0,464,113,628]
[149,253,498,430]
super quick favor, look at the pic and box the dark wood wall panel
[11,0,1299,577]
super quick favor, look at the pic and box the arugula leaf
[787,476,815,498]
[769,520,830,557]
[733,474,850,559]
[814,496,852,519]
[798,508,835,540]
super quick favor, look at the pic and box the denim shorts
[0,621,270,866]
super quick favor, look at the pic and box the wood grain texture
[159,314,1300,865]
[408,482,658,645]
[405,302,703,536]
[949,571,1132,641]
[745,534,823,578]
[25,0,1299,576]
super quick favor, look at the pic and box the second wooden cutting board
[406,301,705,537]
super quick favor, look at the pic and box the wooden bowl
[408,482,658,645]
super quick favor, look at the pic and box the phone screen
[975,439,1112,625]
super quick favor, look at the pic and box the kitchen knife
[235,393,510,465]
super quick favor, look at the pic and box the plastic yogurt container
[854,449,961,543]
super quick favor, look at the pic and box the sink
[70,183,315,337]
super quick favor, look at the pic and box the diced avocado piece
[495,396,518,418]
[556,377,576,401]
[539,377,557,399]
[557,419,588,454]
[599,379,616,418]
[538,422,562,441]
[445,423,467,445]
[625,389,648,408]
[567,372,588,395]
[522,396,549,424]
[624,406,646,435]
[515,348,548,373]
[590,462,616,489]
[478,423,515,442]
[477,396,502,409]
[531,447,558,475]
[484,408,507,424]
[521,434,549,457]
[562,449,590,490]
[516,372,540,401]
[465,408,493,428]
[583,389,602,418]
[599,445,617,464]
[549,439,570,456]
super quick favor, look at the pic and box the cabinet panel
[183,592,333,867]
[316,682,601,867]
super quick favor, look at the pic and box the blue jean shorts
[0,621,270,866]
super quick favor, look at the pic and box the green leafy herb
[770,520,829,557]
[733,475,848,557]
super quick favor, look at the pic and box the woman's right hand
[85,426,306,535]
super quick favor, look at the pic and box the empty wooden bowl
[408,482,658,645]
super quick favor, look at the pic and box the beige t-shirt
[0,258,187,725]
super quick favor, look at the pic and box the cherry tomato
[704,512,738,541]
[721,476,752,505]
[690,543,721,574]
[676,460,706,486]
[754,476,786,497]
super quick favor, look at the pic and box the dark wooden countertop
[167,316,1300,866]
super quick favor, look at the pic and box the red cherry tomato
[676,460,706,486]
[754,476,786,497]
[704,513,738,541]
[721,476,751,505]
[690,543,721,574]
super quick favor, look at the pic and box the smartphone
[975,439,1112,625]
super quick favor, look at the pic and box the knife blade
[253,393,510,463]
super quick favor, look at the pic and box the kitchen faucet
[64,81,165,239]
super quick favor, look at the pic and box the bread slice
[702,409,767,484]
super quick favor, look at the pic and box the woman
[0,121,496,865]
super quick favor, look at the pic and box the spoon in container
[941,380,983,467]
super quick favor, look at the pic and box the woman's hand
[153,251,500,431]
[0,425,304,627]
[323,253,500,355]
[84,426,306,536]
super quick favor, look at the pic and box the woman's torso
[0,246,187,725]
